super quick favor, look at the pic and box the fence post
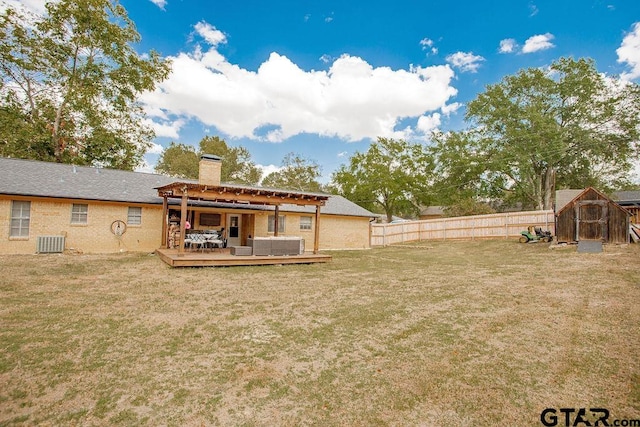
[504,213,509,239]
[383,224,387,247]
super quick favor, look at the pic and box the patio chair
[208,237,224,252]
[186,233,207,252]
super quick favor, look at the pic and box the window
[268,215,285,233]
[127,207,142,225]
[300,216,312,231]
[10,201,30,237]
[200,213,221,227]
[71,204,88,224]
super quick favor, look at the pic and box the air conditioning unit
[36,236,65,253]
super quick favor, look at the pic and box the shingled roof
[555,189,584,212]
[612,190,640,206]
[0,157,374,218]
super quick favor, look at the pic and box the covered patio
[155,179,332,267]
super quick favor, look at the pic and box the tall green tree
[155,136,262,185]
[437,57,640,210]
[199,136,262,185]
[0,0,170,169]
[429,130,508,214]
[261,152,323,192]
[154,142,199,178]
[331,137,434,222]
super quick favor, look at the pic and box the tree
[439,57,640,210]
[199,136,262,185]
[428,130,499,212]
[331,137,434,222]
[261,152,323,192]
[154,142,199,178]
[155,136,262,185]
[0,0,170,169]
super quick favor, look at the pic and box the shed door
[575,200,608,241]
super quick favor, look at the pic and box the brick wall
[1,197,372,254]
[252,211,370,251]
[0,197,163,254]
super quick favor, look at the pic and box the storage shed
[555,187,631,244]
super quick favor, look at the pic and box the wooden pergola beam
[178,188,188,255]
[314,204,321,254]
[156,183,328,207]
[161,195,168,248]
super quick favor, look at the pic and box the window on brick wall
[10,200,30,237]
[71,203,88,224]
[268,215,285,233]
[300,216,312,230]
[127,207,142,225]
[200,213,221,227]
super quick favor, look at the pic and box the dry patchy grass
[0,240,639,426]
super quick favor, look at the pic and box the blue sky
[14,0,640,182]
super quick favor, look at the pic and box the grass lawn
[0,240,639,426]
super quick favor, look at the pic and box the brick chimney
[199,154,222,186]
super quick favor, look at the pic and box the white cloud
[319,54,333,64]
[141,21,458,143]
[135,159,156,174]
[445,51,485,73]
[441,102,462,116]
[149,0,167,9]
[142,117,184,139]
[420,38,434,49]
[146,142,165,155]
[420,38,438,55]
[258,164,282,182]
[499,38,518,54]
[337,151,348,158]
[0,0,49,14]
[417,113,441,134]
[522,33,555,53]
[194,21,227,46]
[632,159,640,184]
[617,22,640,81]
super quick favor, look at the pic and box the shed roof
[0,157,374,218]
[556,187,631,217]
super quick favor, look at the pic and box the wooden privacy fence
[370,210,555,247]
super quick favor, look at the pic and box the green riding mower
[519,226,552,243]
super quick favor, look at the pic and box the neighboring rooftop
[612,190,640,205]
[420,206,445,217]
[555,189,586,212]
[0,157,374,217]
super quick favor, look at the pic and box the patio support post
[314,204,321,254]
[161,195,168,248]
[178,188,188,255]
[274,205,280,237]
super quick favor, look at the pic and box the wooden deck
[156,248,332,268]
